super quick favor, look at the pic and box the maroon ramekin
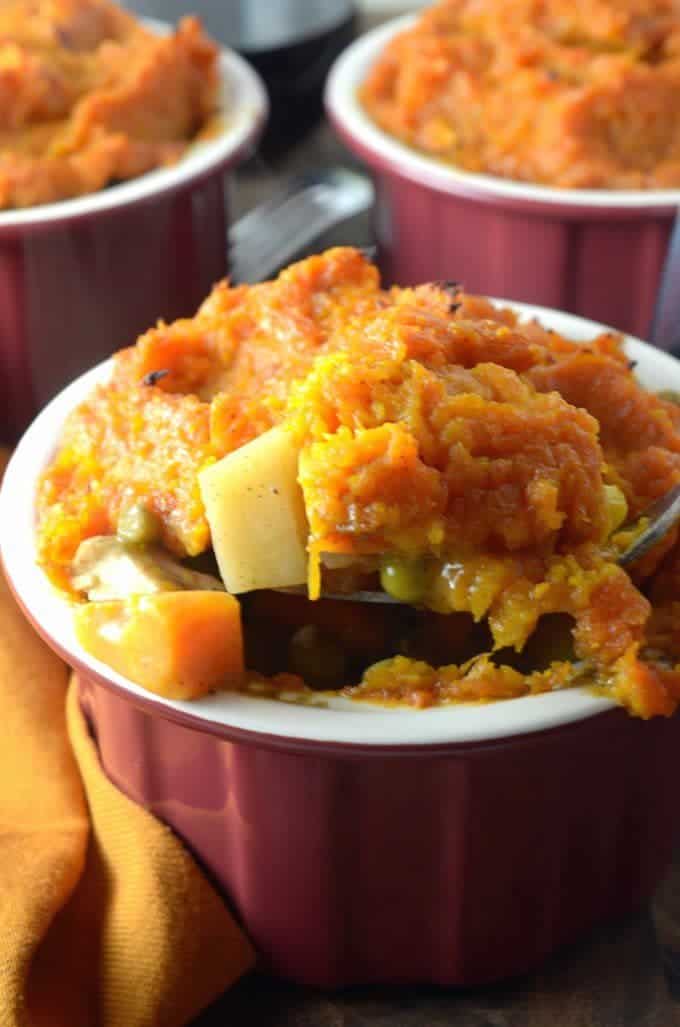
[0,27,267,443]
[325,16,679,342]
[3,304,680,989]
[75,677,680,988]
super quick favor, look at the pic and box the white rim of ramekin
[0,18,268,232]
[3,302,679,746]
[325,15,680,214]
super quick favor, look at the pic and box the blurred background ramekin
[0,27,267,444]
[3,301,680,989]
[325,15,680,342]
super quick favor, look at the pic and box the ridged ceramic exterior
[370,168,673,340]
[79,673,680,988]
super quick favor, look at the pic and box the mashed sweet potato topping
[361,0,680,188]
[0,0,218,209]
[36,248,680,716]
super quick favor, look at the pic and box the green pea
[288,625,347,688]
[117,502,162,546]
[603,483,628,536]
[658,390,680,405]
[380,555,428,603]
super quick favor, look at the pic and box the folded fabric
[0,450,255,1027]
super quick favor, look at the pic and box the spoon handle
[613,482,680,568]
[651,208,680,355]
[228,168,374,284]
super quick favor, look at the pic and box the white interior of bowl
[3,302,679,745]
[326,15,680,212]
[0,19,268,231]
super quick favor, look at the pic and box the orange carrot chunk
[74,591,244,700]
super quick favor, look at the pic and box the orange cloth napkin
[0,451,255,1027]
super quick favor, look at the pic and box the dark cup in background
[123,1,358,156]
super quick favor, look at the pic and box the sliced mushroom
[71,536,224,601]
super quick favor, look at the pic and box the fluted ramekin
[326,16,680,342]
[2,302,680,988]
[0,22,267,442]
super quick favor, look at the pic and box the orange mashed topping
[36,248,680,717]
[0,0,218,209]
[360,0,680,188]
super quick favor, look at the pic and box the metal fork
[617,481,680,567]
[650,208,680,355]
[228,167,374,284]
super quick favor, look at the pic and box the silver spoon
[276,482,680,605]
[617,481,680,568]
[650,207,680,355]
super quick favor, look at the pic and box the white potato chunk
[198,426,309,593]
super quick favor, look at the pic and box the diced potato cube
[199,426,309,593]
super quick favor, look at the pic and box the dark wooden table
[196,13,680,1021]
[195,854,680,1026]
